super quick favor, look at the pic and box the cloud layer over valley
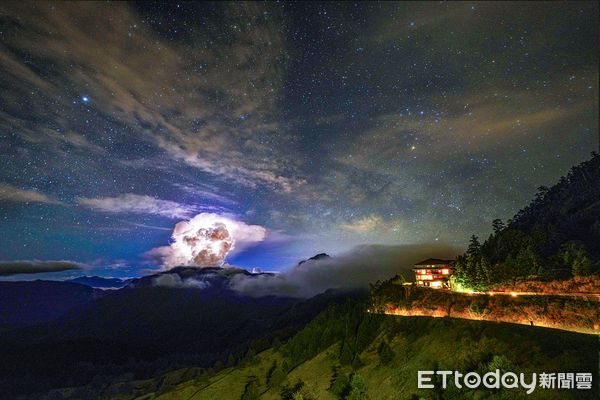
[230,244,459,298]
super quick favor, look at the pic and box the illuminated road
[377,285,600,334]
[456,289,600,300]
[409,284,600,300]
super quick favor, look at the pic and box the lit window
[431,281,442,288]
[442,269,449,275]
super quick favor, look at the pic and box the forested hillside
[0,268,364,398]
[61,300,598,400]
[453,153,600,290]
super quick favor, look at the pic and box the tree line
[453,153,600,290]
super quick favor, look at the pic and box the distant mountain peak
[298,253,330,266]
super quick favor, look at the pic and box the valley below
[54,305,598,400]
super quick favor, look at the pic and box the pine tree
[467,235,481,257]
[226,353,236,368]
[267,361,286,388]
[535,186,549,202]
[562,242,598,276]
[328,368,350,398]
[377,340,395,364]
[213,360,224,371]
[346,373,367,400]
[241,377,260,400]
[339,339,354,365]
[492,219,505,234]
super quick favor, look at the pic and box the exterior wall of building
[414,264,453,288]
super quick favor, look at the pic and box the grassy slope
[119,316,598,400]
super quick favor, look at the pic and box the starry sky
[0,2,598,278]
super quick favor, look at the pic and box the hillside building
[413,258,454,288]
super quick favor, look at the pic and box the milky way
[0,2,597,276]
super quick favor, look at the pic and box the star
[0,1,595,275]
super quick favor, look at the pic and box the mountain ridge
[0,256,364,397]
[66,276,133,289]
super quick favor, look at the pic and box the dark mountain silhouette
[0,262,364,397]
[506,152,600,260]
[453,153,600,289]
[65,276,133,289]
[0,280,104,327]
[298,253,330,265]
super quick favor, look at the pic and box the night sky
[0,2,597,278]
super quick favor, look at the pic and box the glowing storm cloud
[148,213,267,269]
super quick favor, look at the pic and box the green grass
[107,314,598,400]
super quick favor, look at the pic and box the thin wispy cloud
[78,194,195,219]
[0,1,596,271]
[0,2,302,195]
[0,184,63,205]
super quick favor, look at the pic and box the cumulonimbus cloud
[146,213,267,269]
[78,194,195,219]
[0,260,83,276]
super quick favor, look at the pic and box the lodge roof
[413,258,454,267]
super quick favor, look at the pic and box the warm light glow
[453,282,465,293]
[424,275,433,280]
[430,281,442,288]
[511,292,518,297]
[442,269,449,275]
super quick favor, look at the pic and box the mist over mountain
[230,244,459,298]
[65,276,133,289]
[0,261,365,397]
[126,265,270,290]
